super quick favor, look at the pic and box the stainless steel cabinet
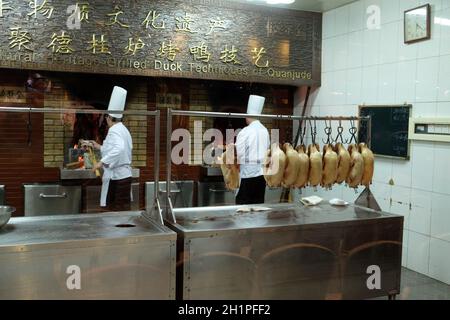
[24,184,81,216]
[198,182,284,206]
[197,182,236,207]
[146,181,194,210]
[85,183,140,213]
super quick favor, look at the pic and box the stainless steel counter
[167,202,403,300]
[171,202,391,235]
[0,211,176,299]
[60,168,140,180]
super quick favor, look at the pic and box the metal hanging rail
[0,106,163,225]
[165,108,372,223]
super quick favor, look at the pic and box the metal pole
[166,108,172,219]
[170,109,370,122]
[154,110,160,204]
[0,106,157,116]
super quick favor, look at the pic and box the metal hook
[335,119,346,144]
[348,119,358,144]
[309,119,316,145]
[300,124,307,146]
[322,119,333,144]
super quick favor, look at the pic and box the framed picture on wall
[404,4,431,44]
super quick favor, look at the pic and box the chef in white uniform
[235,95,270,205]
[85,86,133,211]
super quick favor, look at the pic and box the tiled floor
[374,268,450,300]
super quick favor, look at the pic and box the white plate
[329,198,349,206]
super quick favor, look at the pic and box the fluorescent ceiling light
[266,0,296,4]
[247,0,296,4]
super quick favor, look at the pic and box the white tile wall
[391,158,412,188]
[438,8,450,55]
[312,0,450,284]
[346,68,363,104]
[438,54,450,101]
[407,231,430,275]
[415,57,439,102]
[363,28,381,66]
[390,185,411,229]
[411,142,434,191]
[432,143,450,194]
[410,189,432,235]
[348,1,364,32]
[379,23,399,64]
[377,63,397,104]
[347,31,364,68]
[429,238,450,284]
[361,65,379,104]
[430,192,450,242]
[395,60,417,104]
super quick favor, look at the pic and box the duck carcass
[282,143,301,188]
[335,142,351,184]
[308,144,322,188]
[293,145,310,188]
[217,144,240,190]
[359,143,375,187]
[263,143,287,188]
[322,144,338,189]
[347,144,364,188]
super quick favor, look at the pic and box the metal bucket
[0,206,15,229]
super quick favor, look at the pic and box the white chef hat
[107,86,127,119]
[246,95,265,115]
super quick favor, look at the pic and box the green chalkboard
[358,105,411,159]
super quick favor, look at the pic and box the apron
[100,167,112,207]
[100,166,133,207]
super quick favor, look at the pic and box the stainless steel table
[0,211,176,300]
[167,202,403,300]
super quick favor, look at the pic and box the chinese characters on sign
[106,5,129,28]
[142,10,165,29]
[48,31,74,54]
[125,37,146,56]
[0,0,12,18]
[175,13,197,33]
[0,0,319,86]
[157,41,180,62]
[252,47,269,68]
[28,0,54,19]
[190,43,211,63]
[76,2,89,23]
[87,34,111,54]
[9,27,33,51]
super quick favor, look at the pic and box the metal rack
[165,108,373,223]
[0,106,163,225]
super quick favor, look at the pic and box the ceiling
[227,0,357,12]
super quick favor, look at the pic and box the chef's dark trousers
[106,177,132,211]
[236,175,266,205]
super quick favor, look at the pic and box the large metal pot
[0,206,15,228]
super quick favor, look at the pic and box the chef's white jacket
[235,120,270,179]
[99,122,133,206]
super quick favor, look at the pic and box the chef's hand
[80,140,101,150]
[92,161,103,172]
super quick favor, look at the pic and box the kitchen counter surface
[170,202,401,235]
[0,211,174,250]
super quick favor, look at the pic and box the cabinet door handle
[159,189,181,193]
[209,188,233,193]
[39,193,67,199]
